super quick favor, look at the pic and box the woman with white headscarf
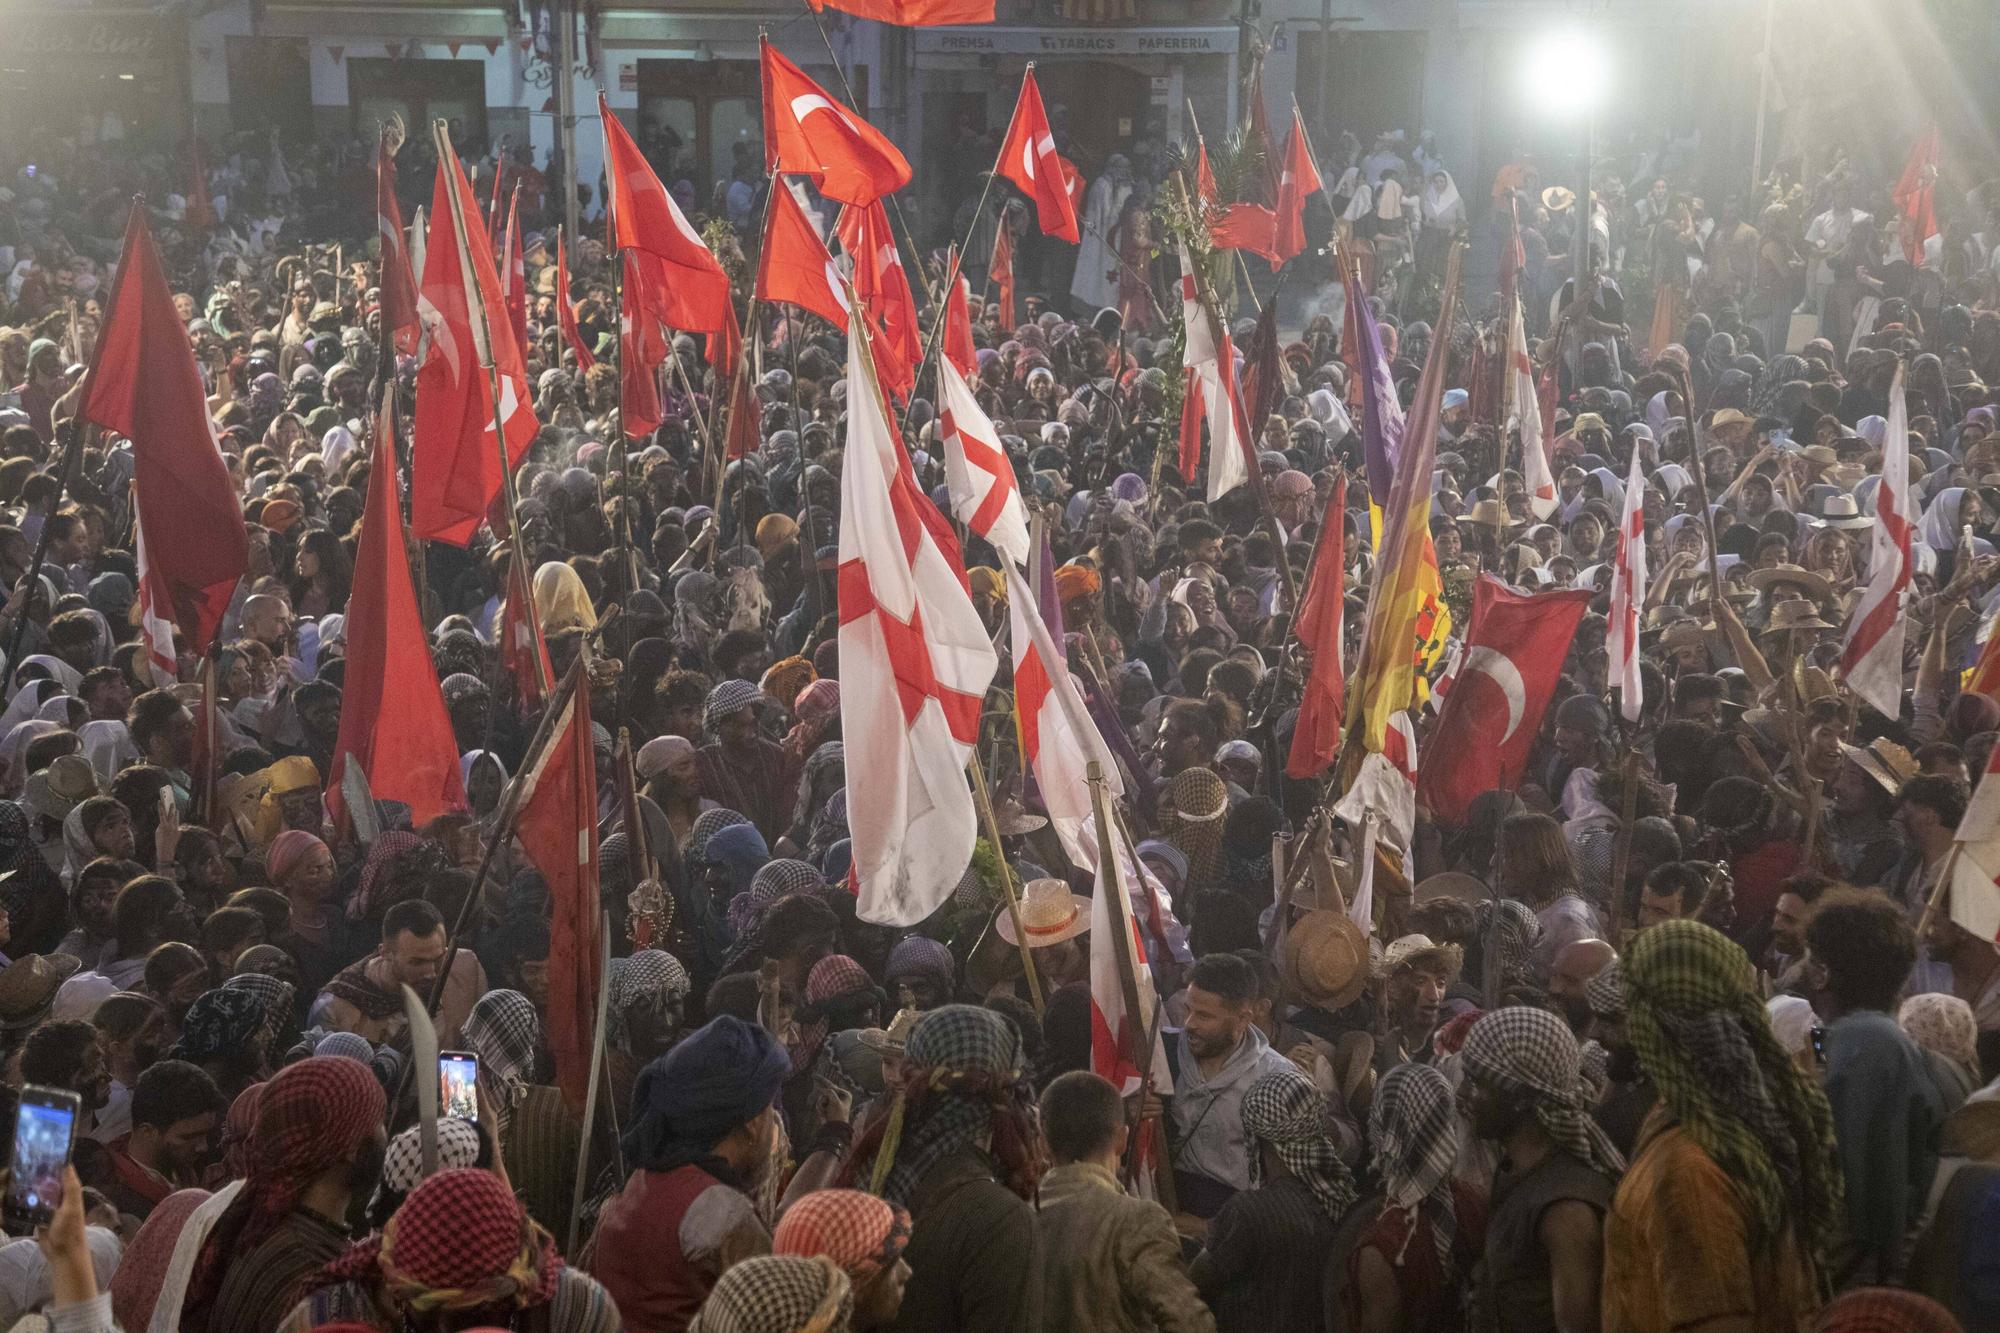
[1918,486,1976,557]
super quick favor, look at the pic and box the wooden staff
[1605,747,1641,946]
[967,756,1045,1016]
[567,911,615,1254]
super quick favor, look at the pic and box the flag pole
[433,120,542,689]
[567,910,615,1254]
[1168,171,1302,613]
[1086,759,1177,1210]
[967,756,1046,1016]
[1915,845,1958,943]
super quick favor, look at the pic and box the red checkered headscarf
[772,1189,910,1282]
[185,1057,386,1323]
[1814,1288,1964,1333]
[319,1168,559,1316]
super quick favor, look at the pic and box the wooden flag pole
[967,755,1046,1016]
[567,910,615,1254]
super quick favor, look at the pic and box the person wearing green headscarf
[1603,920,1842,1330]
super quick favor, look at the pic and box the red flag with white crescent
[996,68,1080,243]
[761,37,911,206]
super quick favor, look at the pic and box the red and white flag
[132,510,178,688]
[1506,293,1557,520]
[838,319,998,926]
[411,129,539,546]
[996,68,1080,244]
[939,358,1030,568]
[1271,105,1322,267]
[1006,562,1118,867]
[555,231,594,371]
[1176,243,1250,502]
[514,665,604,1109]
[756,178,851,328]
[762,38,911,207]
[1607,444,1647,721]
[1088,810,1171,1196]
[377,132,421,358]
[837,200,922,397]
[500,548,553,710]
[601,93,737,366]
[1839,361,1913,718]
[1952,732,2000,942]
[1417,576,1593,824]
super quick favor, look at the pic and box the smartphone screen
[7,1089,79,1227]
[439,1052,479,1122]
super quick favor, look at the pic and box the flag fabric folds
[837,201,923,397]
[1892,125,1941,266]
[1271,106,1322,267]
[132,511,179,688]
[989,221,1017,329]
[80,203,248,655]
[805,0,995,27]
[1607,445,1648,722]
[1007,563,1120,868]
[837,320,998,926]
[1087,806,1170,1201]
[1176,244,1250,502]
[410,142,539,546]
[500,549,552,710]
[939,358,1031,568]
[1506,292,1557,520]
[1194,135,1219,207]
[757,180,851,328]
[500,189,528,357]
[600,93,736,365]
[1417,576,1594,824]
[1346,255,1459,756]
[555,231,594,371]
[328,394,468,833]
[996,68,1081,244]
[513,665,604,1109]
[377,133,421,357]
[619,249,667,440]
[1286,476,1347,779]
[1952,734,2000,942]
[943,251,977,376]
[1839,361,1913,717]
[1210,204,1279,265]
[762,38,911,206]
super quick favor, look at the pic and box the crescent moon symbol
[1463,646,1527,744]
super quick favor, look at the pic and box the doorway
[1033,60,1151,177]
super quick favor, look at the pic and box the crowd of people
[0,74,1996,1333]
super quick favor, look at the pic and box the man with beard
[1458,1007,1623,1333]
[317,899,484,1046]
[1546,939,1615,1036]
[103,1058,224,1224]
[1171,952,1296,1215]
[184,1056,388,1333]
[590,1015,793,1331]
[1375,934,1463,1072]
[1580,959,1653,1158]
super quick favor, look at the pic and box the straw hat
[1843,738,1919,797]
[1746,563,1833,603]
[1813,494,1873,530]
[856,1006,922,1054]
[1380,933,1464,977]
[0,955,81,1030]
[990,796,1047,836]
[1541,186,1576,212]
[1281,910,1370,1011]
[996,877,1091,947]
[1455,499,1520,530]
[1762,598,1834,634]
[1709,408,1756,433]
[1414,872,1487,906]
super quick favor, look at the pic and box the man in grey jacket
[1037,1071,1214,1333]
[1171,953,1296,1215]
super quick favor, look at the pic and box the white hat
[995,877,1091,948]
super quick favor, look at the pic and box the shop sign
[914,27,1237,58]
[14,16,165,63]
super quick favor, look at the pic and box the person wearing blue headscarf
[592,1015,792,1328]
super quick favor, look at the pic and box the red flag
[377,133,421,357]
[1893,124,1941,266]
[1416,575,1593,824]
[500,548,552,709]
[837,201,922,398]
[1272,106,1322,267]
[80,204,246,654]
[990,220,1017,329]
[1287,476,1347,779]
[805,0,993,22]
[1194,136,1219,207]
[1211,202,1279,264]
[411,139,539,546]
[756,182,851,328]
[724,338,761,462]
[761,38,911,206]
[501,189,527,358]
[600,93,736,366]
[996,68,1080,243]
[619,249,667,439]
[555,232,594,370]
[1058,155,1085,215]
[514,667,604,1109]
[328,395,469,832]
[943,248,977,376]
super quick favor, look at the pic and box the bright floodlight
[1522,29,1610,117]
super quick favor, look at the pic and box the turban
[265,829,326,887]
[624,1015,790,1172]
[689,1255,852,1333]
[759,656,817,711]
[260,499,303,533]
[1461,1007,1623,1180]
[637,735,695,780]
[884,936,954,991]
[1053,564,1100,605]
[324,1168,558,1315]
[773,1190,911,1282]
[968,567,1006,603]
[755,513,800,559]
[1244,1067,1358,1221]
